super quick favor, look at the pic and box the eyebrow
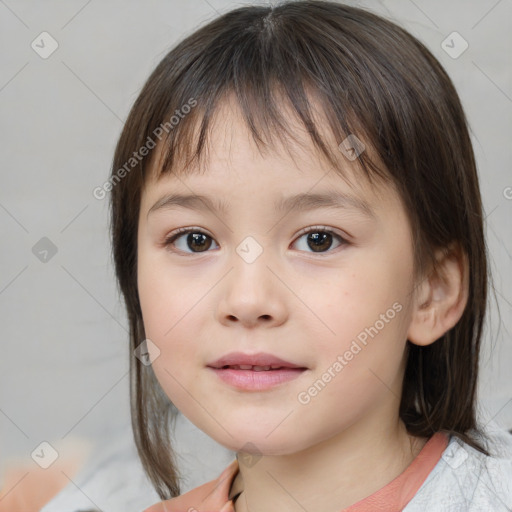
[147,191,375,219]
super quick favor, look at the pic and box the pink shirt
[143,432,449,512]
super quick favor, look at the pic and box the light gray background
[1,0,511,495]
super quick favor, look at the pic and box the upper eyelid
[166,225,346,239]
[295,225,347,238]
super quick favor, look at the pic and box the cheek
[138,285,201,377]
[137,246,207,339]
[138,284,203,419]
[310,252,414,381]
[137,249,211,406]
[318,271,410,339]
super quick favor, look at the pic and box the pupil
[188,233,211,252]
[308,232,332,252]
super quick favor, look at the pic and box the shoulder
[143,459,239,512]
[405,425,512,511]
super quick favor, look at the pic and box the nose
[215,248,288,329]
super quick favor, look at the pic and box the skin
[137,98,467,511]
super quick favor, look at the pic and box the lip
[208,352,304,369]
[207,352,307,391]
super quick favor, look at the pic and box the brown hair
[109,0,490,499]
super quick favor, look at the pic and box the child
[108,1,512,510]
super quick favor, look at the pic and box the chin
[208,426,312,457]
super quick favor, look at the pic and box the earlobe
[407,244,469,347]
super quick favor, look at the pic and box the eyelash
[162,226,349,256]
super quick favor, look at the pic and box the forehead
[140,92,401,226]
[137,97,410,248]
[145,93,386,194]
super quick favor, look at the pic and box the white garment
[404,422,512,511]
[39,426,160,512]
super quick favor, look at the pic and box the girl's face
[137,100,419,456]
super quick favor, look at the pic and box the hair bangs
[143,6,391,189]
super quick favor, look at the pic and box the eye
[164,227,218,254]
[292,226,347,254]
[163,226,348,255]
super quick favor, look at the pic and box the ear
[407,243,469,346]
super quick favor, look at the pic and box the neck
[233,418,427,512]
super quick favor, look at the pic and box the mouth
[215,364,295,371]
[208,352,305,369]
[207,352,307,391]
